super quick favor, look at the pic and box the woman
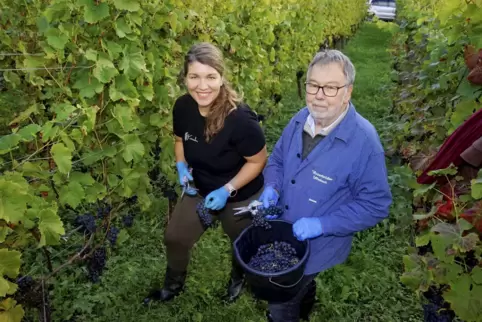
[144,42,268,304]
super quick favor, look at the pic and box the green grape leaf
[83,0,110,24]
[84,182,107,203]
[121,134,145,163]
[16,124,42,142]
[112,103,137,132]
[73,73,104,98]
[59,182,85,209]
[93,55,119,84]
[45,28,69,50]
[51,143,72,174]
[444,275,482,321]
[120,44,147,79]
[109,74,139,102]
[113,0,140,12]
[37,209,65,247]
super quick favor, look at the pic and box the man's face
[305,62,353,127]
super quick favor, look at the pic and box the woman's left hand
[204,186,230,210]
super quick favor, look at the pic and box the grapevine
[0,0,367,320]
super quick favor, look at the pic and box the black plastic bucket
[233,220,310,303]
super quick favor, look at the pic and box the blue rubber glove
[205,186,230,210]
[176,161,193,186]
[293,217,323,241]
[259,186,280,219]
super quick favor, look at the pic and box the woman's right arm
[174,135,186,163]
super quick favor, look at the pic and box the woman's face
[185,61,223,108]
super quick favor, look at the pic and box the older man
[258,49,392,321]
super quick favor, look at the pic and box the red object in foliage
[417,108,482,184]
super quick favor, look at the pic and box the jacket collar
[294,101,357,143]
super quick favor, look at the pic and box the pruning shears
[233,200,263,216]
[181,169,198,198]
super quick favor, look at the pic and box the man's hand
[205,186,230,210]
[176,161,193,186]
[293,217,323,241]
[259,186,280,219]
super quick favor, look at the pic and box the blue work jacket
[263,102,392,275]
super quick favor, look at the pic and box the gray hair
[307,50,356,85]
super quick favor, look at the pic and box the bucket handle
[269,274,304,289]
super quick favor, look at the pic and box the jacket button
[297,153,301,158]
[291,179,295,184]
[285,205,289,210]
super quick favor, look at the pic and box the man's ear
[343,85,353,104]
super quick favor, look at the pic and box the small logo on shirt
[312,170,333,184]
[184,132,198,143]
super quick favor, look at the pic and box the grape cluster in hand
[196,200,215,229]
[248,241,300,273]
[251,206,283,230]
[74,214,96,234]
[261,206,283,218]
[252,211,271,229]
[88,247,107,283]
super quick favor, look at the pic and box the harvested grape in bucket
[248,241,300,273]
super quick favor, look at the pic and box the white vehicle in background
[367,0,396,21]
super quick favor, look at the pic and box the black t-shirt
[172,94,265,202]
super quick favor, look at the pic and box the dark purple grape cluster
[122,213,134,227]
[107,226,119,246]
[74,214,96,234]
[196,200,215,229]
[261,205,283,218]
[423,303,454,322]
[248,241,300,273]
[252,212,272,230]
[87,247,107,283]
[16,275,35,291]
[251,205,283,230]
[96,202,112,219]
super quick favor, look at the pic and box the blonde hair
[182,42,242,142]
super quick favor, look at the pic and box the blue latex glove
[259,186,280,219]
[176,161,193,186]
[205,186,230,210]
[293,217,323,241]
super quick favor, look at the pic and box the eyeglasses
[304,82,348,97]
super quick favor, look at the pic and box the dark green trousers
[163,188,262,272]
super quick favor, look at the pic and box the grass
[20,22,423,322]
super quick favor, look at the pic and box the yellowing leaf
[37,209,65,247]
[0,249,22,297]
[0,175,29,224]
[51,143,72,174]
[0,298,25,322]
[0,227,13,243]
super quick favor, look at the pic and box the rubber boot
[222,258,245,303]
[143,266,186,305]
[300,280,317,321]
